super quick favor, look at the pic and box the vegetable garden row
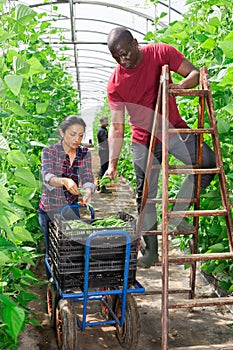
[0,0,233,348]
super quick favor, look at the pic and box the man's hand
[104,163,117,182]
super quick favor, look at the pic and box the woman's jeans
[38,206,81,279]
[38,210,51,258]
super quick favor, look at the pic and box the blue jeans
[132,133,216,221]
[38,210,51,258]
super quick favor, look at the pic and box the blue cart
[45,204,145,350]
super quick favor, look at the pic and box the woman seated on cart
[38,115,95,275]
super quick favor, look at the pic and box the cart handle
[60,203,95,220]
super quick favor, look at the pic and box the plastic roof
[14,0,188,111]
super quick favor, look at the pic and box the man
[97,116,111,193]
[105,27,216,268]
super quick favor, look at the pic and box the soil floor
[18,148,233,350]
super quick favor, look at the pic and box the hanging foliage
[0,2,80,347]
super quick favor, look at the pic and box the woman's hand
[63,178,80,195]
[82,187,92,203]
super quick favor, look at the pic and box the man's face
[110,38,140,69]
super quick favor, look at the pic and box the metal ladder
[137,65,233,349]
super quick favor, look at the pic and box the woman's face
[60,123,85,152]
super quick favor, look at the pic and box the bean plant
[0,1,80,347]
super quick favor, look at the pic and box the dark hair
[107,27,133,51]
[100,116,108,123]
[59,115,86,133]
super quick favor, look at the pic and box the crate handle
[60,203,95,220]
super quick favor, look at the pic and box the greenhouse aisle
[18,148,233,350]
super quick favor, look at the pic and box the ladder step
[168,167,220,175]
[170,344,233,350]
[145,198,196,205]
[139,288,191,295]
[168,88,208,97]
[168,252,233,264]
[141,228,195,236]
[168,296,233,309]
[169,209,228,218]
[168,127,214,134]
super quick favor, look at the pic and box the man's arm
[172,58,200,89]
[105,109,125,180]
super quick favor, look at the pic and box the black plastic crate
[50,260,137,290]
[48,214,138,290]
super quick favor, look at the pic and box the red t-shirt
[107,43,188,145]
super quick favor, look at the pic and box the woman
[38,115,95,262]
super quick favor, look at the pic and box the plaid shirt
[38,141,94,212]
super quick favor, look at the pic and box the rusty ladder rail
[137,65,233,350]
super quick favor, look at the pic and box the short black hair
[100,116,108,123]
[59,115,86,133]
[107,27,133,51]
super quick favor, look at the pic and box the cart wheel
[47,282,60,327]
[100,287,117,320]
[56,299,78,350]
[114,294,140,350]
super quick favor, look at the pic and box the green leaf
[27,56,46,76]
[223,103,233,115]
[7,150,28,166]
[4,75,23,96]
[14,195,34,209]
[208,16,221,27]
[0,134,10,152]
[40,21,51,31]
[14,168,37,188]
[30,140,48,147]
[0,172,7,186]
[218,67,233,87]
[15,4,36,25]
[224,30,233,41]
[6,101,28,117]
[0,78,6,97]
[0,183,10,200]
[201,38,215,50]
[36,101,49,114]
[13,226,34,242]
[159,12,167,19]
[5,210,21,225]
[3,305,25,341]
[13,56,30,75]
[17,186,37,200]
[217,119,231,134]
[213,262,227,275]
[6,204,25,223]
[0,294,16,308]
[0,204,12,236]
[219,40,233,58]
[0,251,11,265]
[6,49,19,62]
[0,30,17,42]
[207,243,225,253]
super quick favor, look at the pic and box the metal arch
[75,55,115,65]
[28,0,183,108]
[74,17,166,32]
[71,0,182,21]
[68,0,81,97]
